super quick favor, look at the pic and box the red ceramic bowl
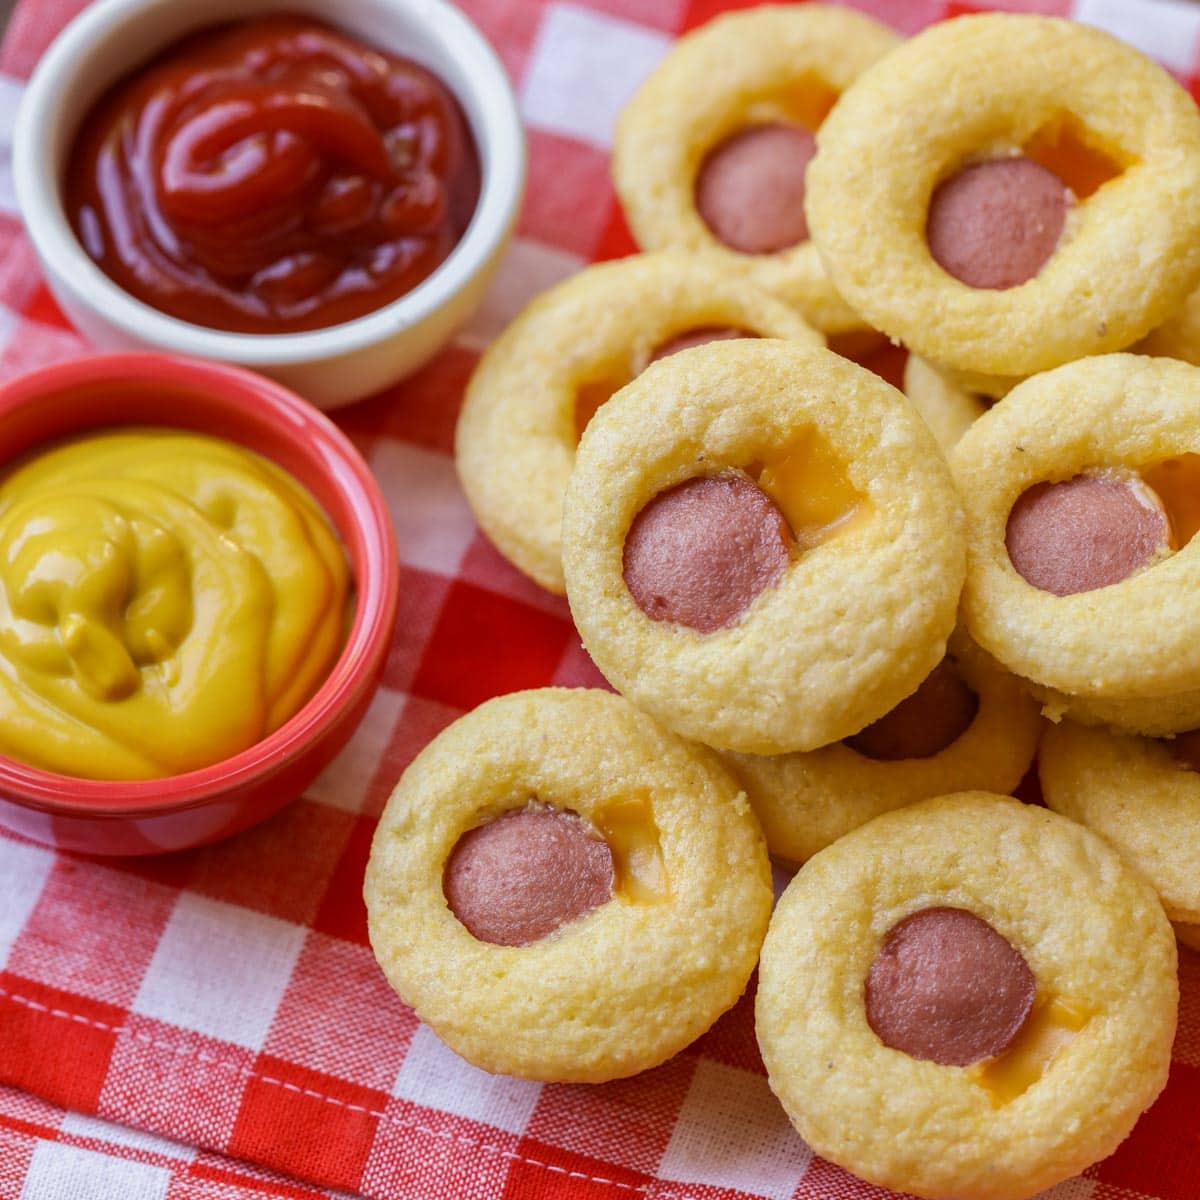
[0,353,399,855]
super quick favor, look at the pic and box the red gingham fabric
[0,1084,356,1200]
[1,1,1200,1197]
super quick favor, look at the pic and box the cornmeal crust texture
[561,341,965,755]
[455,253,819,593]
[1032,679,1200,738]
[1040,720,1200,924]
[612,5,899,334]
[364,688,772,1083]
[756,793,1177,1200]
[1139,283,1200,366]
[903,355,991,453]
[935,361,1022,402]
[722,637,1040,864]
[806,14,1200,376]
[951,354,1200,702]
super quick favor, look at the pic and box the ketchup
[65,17,481,334]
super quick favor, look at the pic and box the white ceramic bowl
[13,0,525,409]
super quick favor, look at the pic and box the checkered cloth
[1,0,1200,1197]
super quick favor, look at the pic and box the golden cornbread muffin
[951,354,1200,732]
[612,5,898,334]
[455,253,819,593]
[806,14,1200,378]
[1040,720,1200,925]
[722,637,1040,864]
[364,688,772,1083]
[757,793,1177,1200]
[902,355,991,453]
[561,340,965,756]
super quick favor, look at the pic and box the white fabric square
[306,686,405,813]
[520,4,671,148]
[0,837,54,969]
[392,1024,542,1134]
[1074,0,1200,72]
[458,238,584,349]
[133,893,305,1049]
[368,441,478,578]
[20,1141,169,1200]
[658,1060,813,1200]
[0,75,26,216]
[60,1112,195,1162]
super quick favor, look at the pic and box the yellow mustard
[0,428,351,780]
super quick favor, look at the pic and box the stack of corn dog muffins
[365,8,1200,1198]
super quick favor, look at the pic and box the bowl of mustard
[0,353,399,854]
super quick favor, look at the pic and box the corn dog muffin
[757,793,1177,1200]
[951,354,1200,733]
[612,5,898,334]
[807,14,1200,378]
[1040,720,1200,926]
[723,637,1040,864]
[561,340,965,755]
[455,253,819,593]
[364,688,772,1083]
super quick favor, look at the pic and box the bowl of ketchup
[13,0,524,409]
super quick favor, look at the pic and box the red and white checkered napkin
[0,1084,356,1199]
[2,0,1200,1197]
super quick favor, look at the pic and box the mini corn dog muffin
[1040,721,1200,928]
[951,354,1200,734]
[722,636,1040,864]
[365,688,771,1083]
[612,5,898,334]
[455,253,819,593]
[807,14,1200,380]
[757,793,1177,1200]
[903,355,991,453]
[561,340,965,756]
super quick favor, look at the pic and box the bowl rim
[0,352,400,816]
[12,0,525,365]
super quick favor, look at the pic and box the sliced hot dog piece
[1006,472,1171,596]
[695,123,816,255]
[846,658,978,760]
[649,326,752,362]
[866,906,1036,1066]
[927,157,1070,290]
[623,472,793,633]
[444,807,614,946]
